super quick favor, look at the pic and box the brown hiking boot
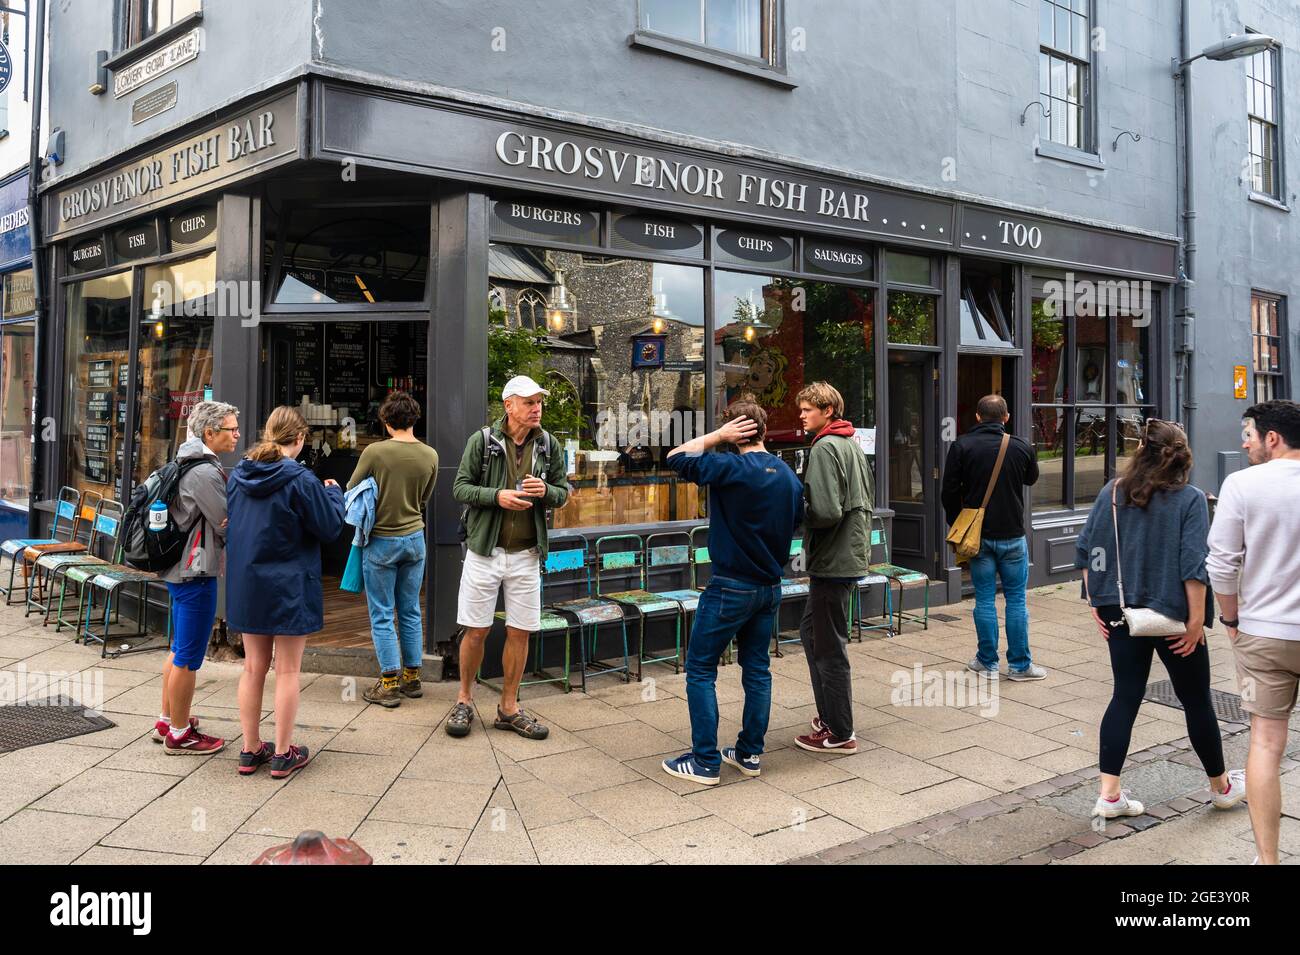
[363,678,402,708]
[399,668,423,698]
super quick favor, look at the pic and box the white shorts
[457,546,542,632]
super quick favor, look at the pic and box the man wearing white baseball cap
[449,375,569,740]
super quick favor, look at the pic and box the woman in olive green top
[347,392,439,707]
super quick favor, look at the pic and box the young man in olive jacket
[449,376,570,741]
[793,383,874,753]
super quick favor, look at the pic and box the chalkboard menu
[325,323,370,410]
[86,424,111,452]
[289,324,323,402]
[373,324,427,386]
[85,453,110,485]
[412,324,428,380]
[88,360,114,389]
[88,392,111,422]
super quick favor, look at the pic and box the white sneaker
[1008,664,1047,681]
[966,657,998,675]
[1093,789,1145,819]
[1211,769,1247,810]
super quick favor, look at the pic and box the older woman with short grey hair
[154,399,241,756]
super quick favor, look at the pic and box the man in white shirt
[1207,399,1300,865]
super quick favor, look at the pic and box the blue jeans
[362,530,426,673]
[684,576,781,771]
[968,536,1032,672]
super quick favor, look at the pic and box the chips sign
[0,40,11,96]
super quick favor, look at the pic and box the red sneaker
[810,715,828,734]
[152,716,199,744]
[795,728,857,754]
[163,724,225,755]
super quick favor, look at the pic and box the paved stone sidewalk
[0,584,1291,864]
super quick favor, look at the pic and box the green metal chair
[0,486,82,605]
[595,533,686,682]
[28,499,123,626]
[477,544,580,696]
[772,537,808,657]
[546,539,631,691]
[866,515,930,634]
[851,521,895,640]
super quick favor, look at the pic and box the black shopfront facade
[38,78,1178,664]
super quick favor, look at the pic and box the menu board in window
[88,360,114,389]
[412,323,428,380]
[85,453,110,485]
[85,424,111,453]
[325,323,370,411]
[373,324,426,387]
[289,324,323,403]
[87,392,111,422]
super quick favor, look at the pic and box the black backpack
[457,426,553,544]
[121,458,210,571]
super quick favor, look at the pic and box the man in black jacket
[941,395,1045,681]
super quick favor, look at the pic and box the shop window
[124,0,200,47]
[960,264,1015,347]
[639,0,770,61]
[887,290,937,346]
[1113,407,1152,477]
[886,251,932,287]
[1247,41,1282,199]
[0,320,34,507]
[1029,279,1157,513]
[1031,299,1066,403]
[714,270,876,472]
[63,272,133,501]
[1073,406,1106,506]
[1252,293,1287,401]
[486,245,706,529]
[269,204,430,305]
[2,269,34,320]
[135,255,216,484]
[1038,0,1091,150]
[1032,407,1066,512]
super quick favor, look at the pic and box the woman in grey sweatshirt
[1074,419,1244,821]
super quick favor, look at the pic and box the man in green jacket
[793,382,874,754]
[448,375,569,741]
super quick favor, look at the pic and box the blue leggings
[167,578,218,671]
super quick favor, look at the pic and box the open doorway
[261,320,430,650]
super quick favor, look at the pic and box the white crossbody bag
[1110,481,1187,637]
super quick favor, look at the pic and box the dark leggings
[1097,605,1225,778]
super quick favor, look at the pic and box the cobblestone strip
[788,724,1275,865]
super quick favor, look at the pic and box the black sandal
[446,702,474,737]
[494,706,550,740]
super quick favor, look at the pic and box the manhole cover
[1144,680,1246,723]
[0,697,116,753]
[930,613,961,623]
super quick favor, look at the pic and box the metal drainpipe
[24,0,46,537]
[1175,0,1197,441]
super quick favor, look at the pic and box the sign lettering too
[998,219,1043,250]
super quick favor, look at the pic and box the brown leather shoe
[363,679,402,708]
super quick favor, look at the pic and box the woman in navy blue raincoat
[226,406,345,779]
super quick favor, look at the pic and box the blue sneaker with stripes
[721,747,761,777]
[661,753,720,786]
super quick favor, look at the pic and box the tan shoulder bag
[945,434,1010,563]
